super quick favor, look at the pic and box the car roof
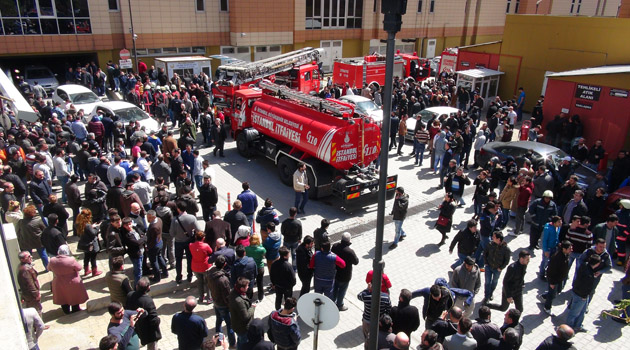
[485,141,564,154]
[99,101,138,111]
[424,106,460,114]
[339,95,371,103]
[56,84,94,94]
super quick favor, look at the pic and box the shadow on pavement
[593,317,624,342]
[333,324,364,348]
[416,243,440,257]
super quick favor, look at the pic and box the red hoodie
[517,182,534,208]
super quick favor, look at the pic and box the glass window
[40,18,58,33]
[57,18,74,33]
[22,18,40,34]
[148,48,162,55]
[38,0,54,16]
[196,0,204,11]
[162,47,177,54]
[74,18,90,33]
[220,0,228,12]
[506,0,511,13]
[237,46,249,54]
[0,20,3,35]
[55,0,72,17]
[108,0,119,11]
[1,0,19,17]
[270,46,281,52]
[135,48,148,56]
[3,19,23,35]
[430,0,435,13]
[178,47,191,53]
[192,46,206,54]
[20,0,37,17]
[515,0,520,13]
[417,0,423,12]
[72,0,89,17]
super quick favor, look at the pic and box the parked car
[406,106,460,141]
[339,95,383,125]
[477,141,597,188]
[604,186,630,217]
[93,101,159,134]
[52,84,103,115]
[429,56,441,77]
[24,65,59,93]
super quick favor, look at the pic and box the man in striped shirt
[358,283,392,346]
[563,216,593,290]
[414,124,430,167]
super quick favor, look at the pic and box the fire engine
[230,80,397,211]
[212,47,323,121]
[332,51,431,89]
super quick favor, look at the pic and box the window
[220,0,229,12]
[417,0,423,13]
[570,0,582,13]
[0,0,91,35]
[506,0,511,13]
[429,0,435,13]
[196,0,204,11]
[162,47,177,54]
[178,47,191,53]
[306,0,363,29]
[135,46,205,57]
[108,0,119,11]
[514,0,520,13]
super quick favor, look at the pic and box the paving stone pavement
[31,134,630,349]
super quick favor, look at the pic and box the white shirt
[33,163,52,183]
[53,155,71,177]
[193,156,204,177]
[107,164,127,186]
[508,110,517,125]
[137,157,154,181]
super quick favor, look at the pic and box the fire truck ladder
[217,47,323,85]
[260,81,354,117]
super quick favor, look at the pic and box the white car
[338,95,383,125]
[52,84,103,115]
[93,101,159,134]
[406,106,460,140]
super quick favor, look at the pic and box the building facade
[0,0,626,76]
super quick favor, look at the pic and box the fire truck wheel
[236,132,252,157]
[277,156,296,186]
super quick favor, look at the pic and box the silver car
[24,65,59,93]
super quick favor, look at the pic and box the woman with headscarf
[47,245,89,314]
[76,208,102,277]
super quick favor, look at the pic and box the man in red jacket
[512,176,533,236]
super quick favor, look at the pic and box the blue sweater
[541,222,560,253]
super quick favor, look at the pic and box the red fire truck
[231,81,397,211]
[332,51,431,89]
[212,47,323,121]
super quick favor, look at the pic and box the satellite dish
[297,293,339,331]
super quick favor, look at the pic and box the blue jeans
[215,306,236,346]
[501,208,510,228]
[393,219,405,244]
[544,283,558,310]
[484,265,502,299]
[566,292,589,330]
[454,194,466,206]
[283,241,299,271]
[130,256,143,288]
[34,247,49,270]
[451,253,468,270]
[474,235,490,267]
[454,153,461,166]
[294,190,308,211]
[313,277,334,299]
[148,241,167,282]
[434,153,444,172]
[57,175,69,202]
[245,214,254,231]
[414,142,426,165]
[332,280,350,307]
[236,332,248,350]
[473,200,483,217]
[36,205,48,226]
[622,281,630,300]
[194,175,203,190]
[174,241,192,280]
[113,77,120,90]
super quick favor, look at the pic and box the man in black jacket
[431,306,462,343]
[390,289,420,338]
[224,200,249,244]
[535,324,576,350]
[500,309,524,350]
[390,187,409,249]
[483,231,511,303]
[270,247,296,311]
[567,254,600,333]
[296,236,314,296]
[449,220,479,270]
[121,217,147,288]
[198,174,218,221]
[541,241,572,316]
[331,232,359,311]
[40,213,66,257]
[281,207,302,270]
[125,277,161,350]
[487,250,530,312]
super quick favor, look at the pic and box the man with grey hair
[332,232,359,311]
[17,251,42,314]
[171,296,208,349]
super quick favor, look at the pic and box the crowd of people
[2,61,630,350]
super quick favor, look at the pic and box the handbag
[436,215,450,227]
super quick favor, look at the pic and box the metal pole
[368,2,404,350]
[128,0,138,73]
[312,298,322,350]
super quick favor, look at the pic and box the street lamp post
[128,0,139,73]
[368,1,406,350]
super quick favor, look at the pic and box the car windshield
[26,68,52,79]
[70,92,100,104]
[356,100,379,112]
[116,107,149,122]
[418,110,437,122]
[545,149,569,166]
